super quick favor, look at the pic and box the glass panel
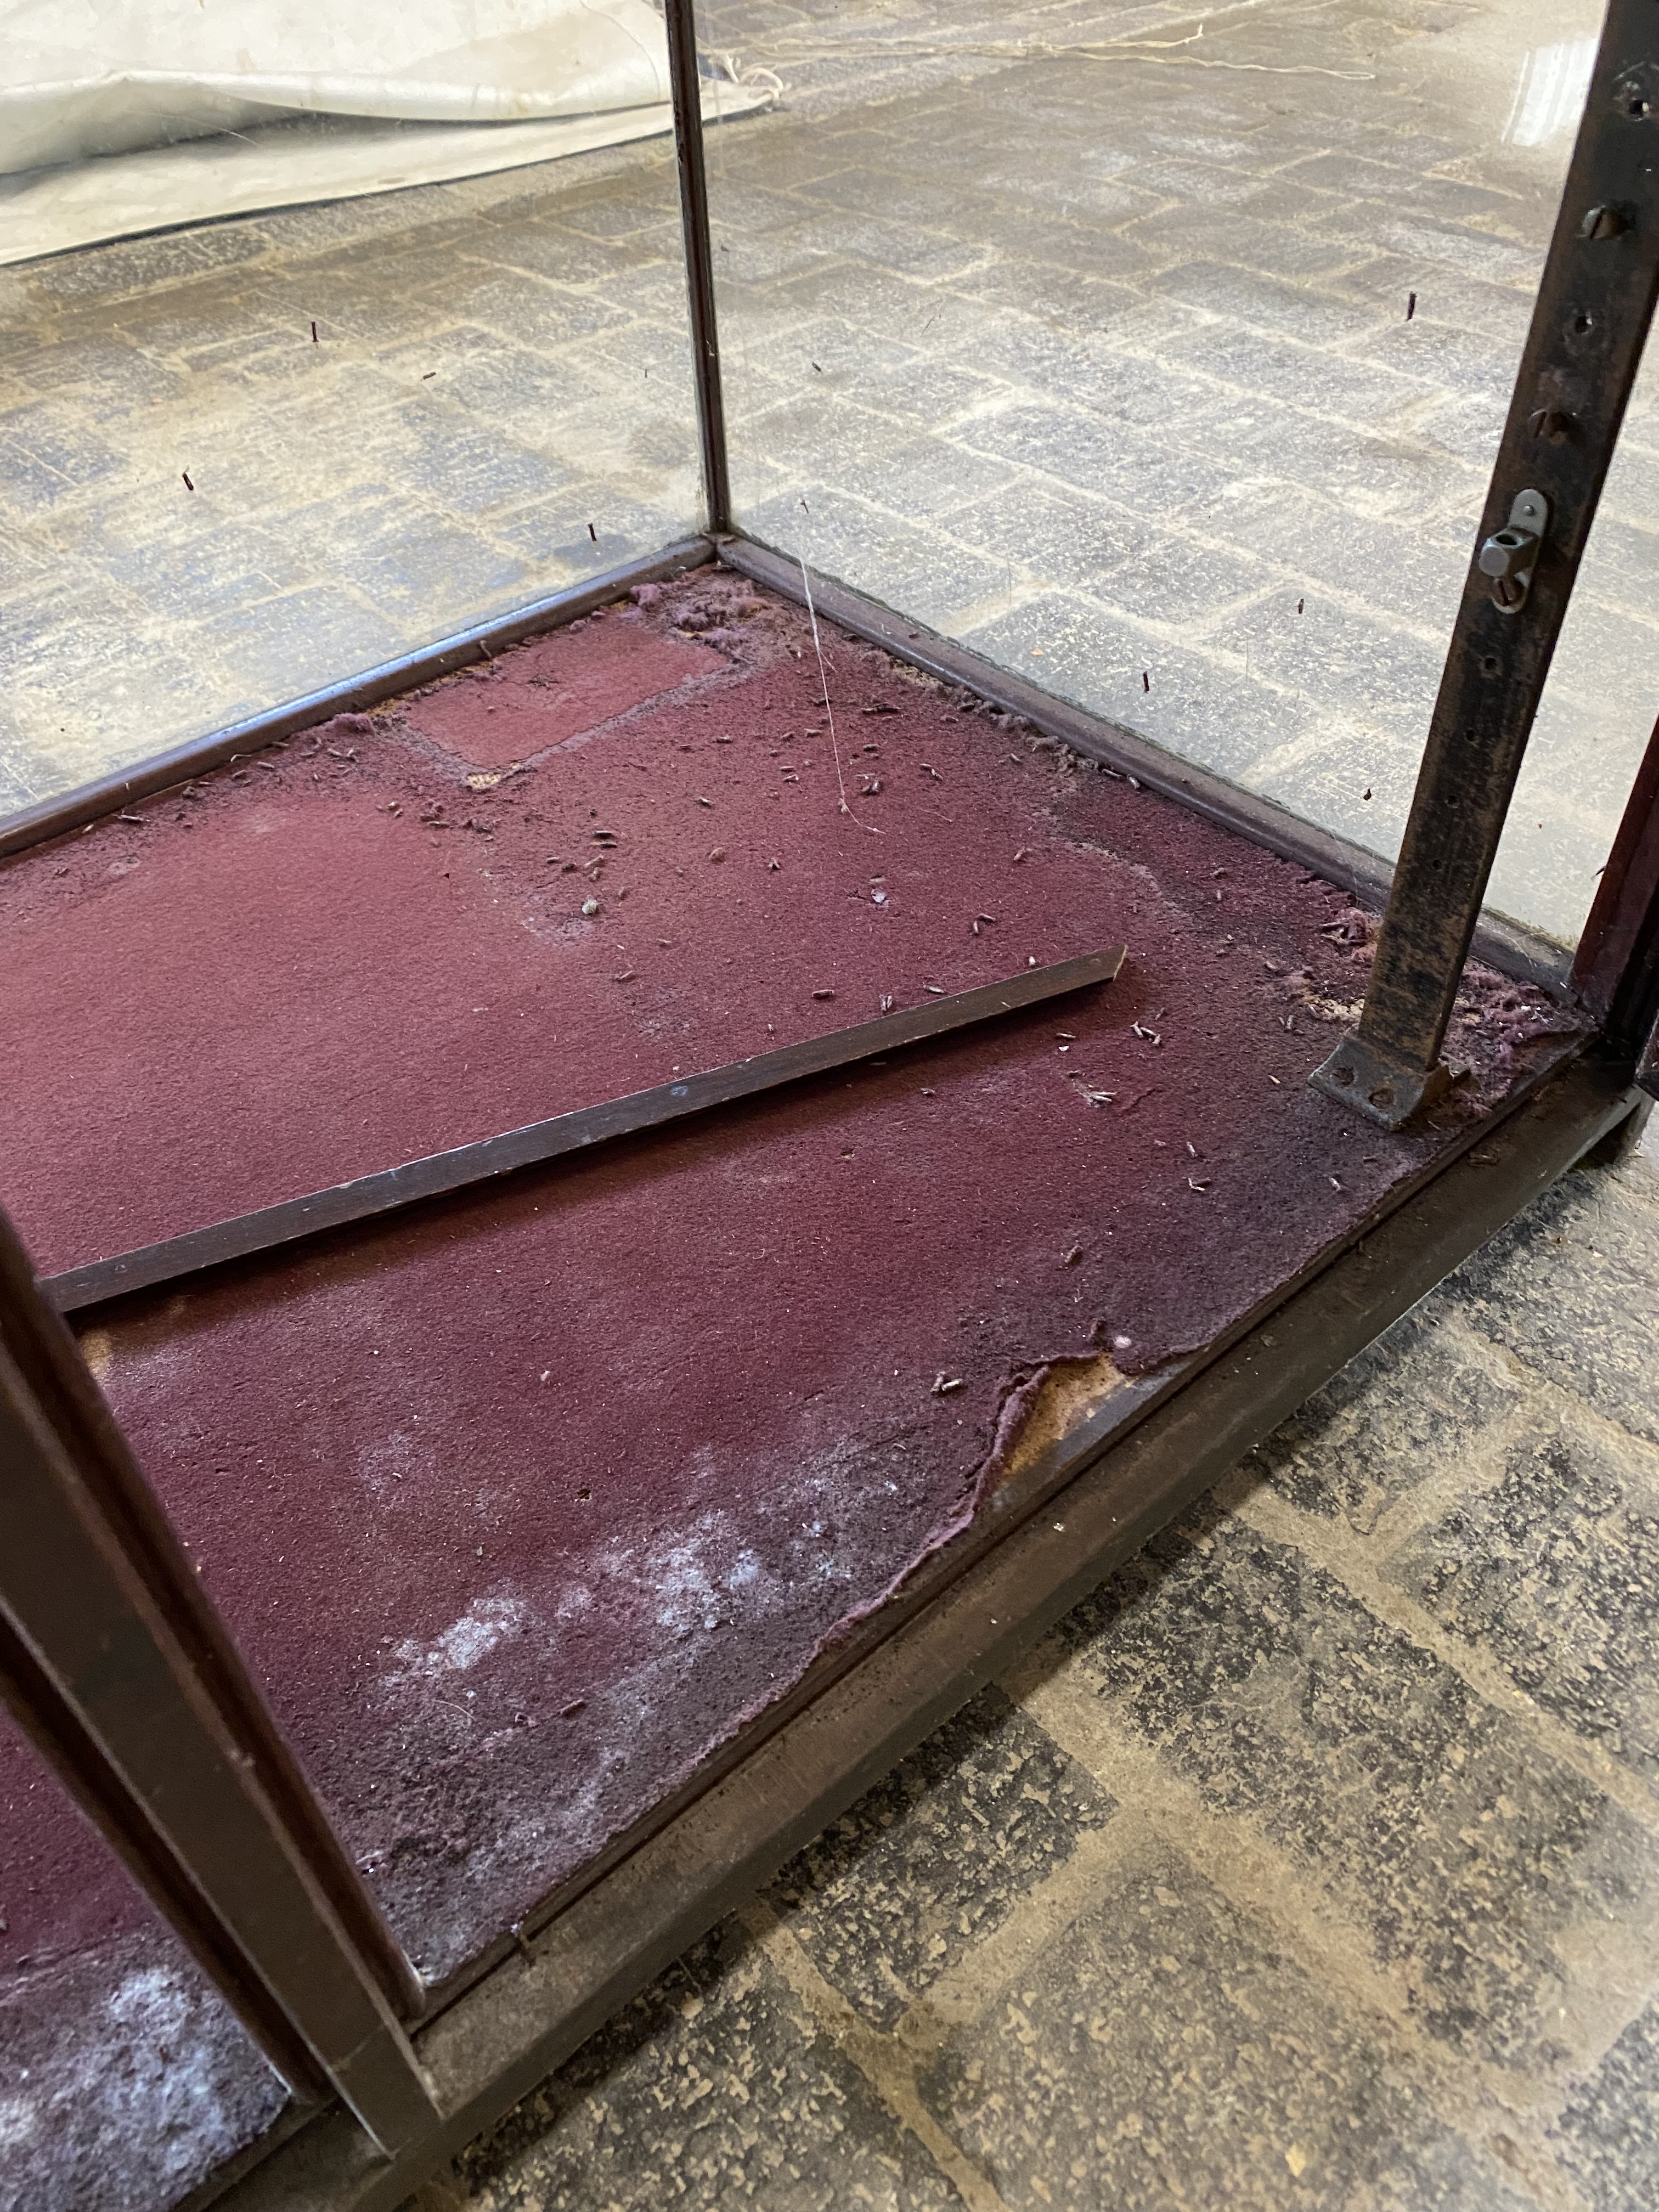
[0,1708,284,2210]
[0,2,706,819]
[1491,334,1659,944]
[702,0,1626,945]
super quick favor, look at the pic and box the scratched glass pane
[0,4,702,821]
[1497,326,1659,943]
[0,1708,286,2211]
[701,0,1640,946]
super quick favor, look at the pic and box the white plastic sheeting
[0,0,769,265]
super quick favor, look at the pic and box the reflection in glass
[0,0,744,814]
[701,0,1644,943]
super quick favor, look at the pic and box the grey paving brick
[490,488,697,573]
[1149,319,1440,431]
[236,190,457,257]
[714,228,839,287]
[959,590,1320,782]
[1569,512,1659,622]
[375,331,608,423]
[24,220,273,305]
[552,167,684,240]
[1518,598,1659,832]
[196,583,408,700]
[1210,478,1469,633]
[1328,254,1539,346]
[4,334,187,416]
[853,435,1025,522]
[438,272,637,352]
[1245,1304,1527,1538]
[954,401,1211,520]
[1353,314,1530,400]
[1210,589,1447,736]
[1552,1997,1659,2212]
[856,356,1011,433]
[465,222,675,291]
[1365,218,1544,291]
[1186,399,1481,524]
[736,313,918,387]
[957,259,1147,336]
[0,623,229,795]
[1285,153,1528,231]
[918,1831,1540,2212]
[365,409,575,521]
[1387,1406,1659,1792]
[764,1686,1116,2029]
[769,264,990,360]
[1413,390,1510,471]
[1122,157,1288,210]
[175,324,349,394]
[1050,1508,1659,2071]
[1092,522,1278,629]
[1445,1161,1659,1450]
[97,516,320,616]
[1123,204,1370,286]
[330,522,535,633]
[1249,719,1426,865]
[930,317,1107,404]
[1596,437,1659,533]
[1082,363,1242,453]
[737,388,928,490]
[944,481,1159,594]
[789,213,995,287]
[450,1923,963,2211]
[705,181,820,237]
[798,167,974,232]
[740,484,1013,633]
[1149,258,1385,347]
[0,404,126,504]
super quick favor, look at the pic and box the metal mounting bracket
[1478,487,1549,612]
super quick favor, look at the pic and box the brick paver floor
[696,0,1657,944]
[3,0,1656,940]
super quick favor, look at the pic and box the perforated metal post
[0,1210,437,2157]
[1312,0,1659,1127]
[664,0,731,533]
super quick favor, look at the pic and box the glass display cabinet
[2,1,1656,2203]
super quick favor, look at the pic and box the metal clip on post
[1477,489,1548,614]
[1311,2,1659,1130]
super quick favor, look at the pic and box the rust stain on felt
[800,1352,1131,1688]
[991,1353,1127,1488]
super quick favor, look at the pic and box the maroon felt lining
[0,572,1576,1997]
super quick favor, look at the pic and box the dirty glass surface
[701,0,1655,947]
[0,1707,285,2212]
[0,0,709,819]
